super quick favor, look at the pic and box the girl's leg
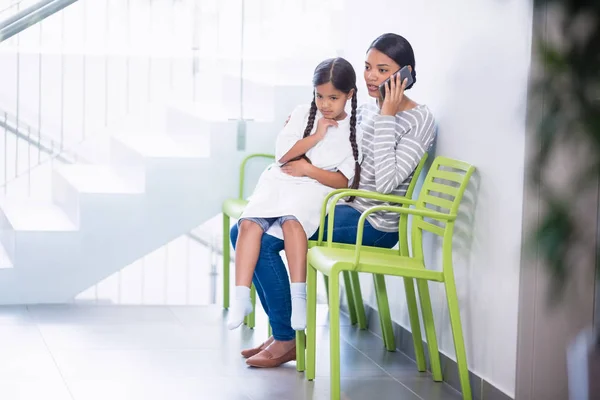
[281,218,308,330]
[227,218,268,330]
[232,223,296,363]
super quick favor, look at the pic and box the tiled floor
[0,304,462,400]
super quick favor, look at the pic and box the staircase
[0,97,299,304]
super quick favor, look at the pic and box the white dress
[240,104,362,240]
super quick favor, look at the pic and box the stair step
[54,164,144,194]
[113,134,209,159]
[0,197,77,231]
[0,243,13,269]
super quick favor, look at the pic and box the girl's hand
[315,117,338,139]
[381,73,408,116]
[281,158,312,177]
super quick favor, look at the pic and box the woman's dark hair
[302,58,361,201]
[368,33,417,90]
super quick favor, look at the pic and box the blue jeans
[229,205,398,341]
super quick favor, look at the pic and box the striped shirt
[347,102,437,232]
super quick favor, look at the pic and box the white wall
[337,0,533,397]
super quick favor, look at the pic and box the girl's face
[315,82,353,120]
[364,48,401,98]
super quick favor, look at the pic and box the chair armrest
[317,189,416,246]
[353,205,456,266]
[238,153,275,199]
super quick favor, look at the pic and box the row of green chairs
[222,153,429,333]
[221,153,474,400]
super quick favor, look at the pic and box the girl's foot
[291,282,307,330]
[227,286,253,330]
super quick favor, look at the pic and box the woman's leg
[280,218,308,330]
[311,205,398,247]
[227,218,269,329]
[249,231,297,365]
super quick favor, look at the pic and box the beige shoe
[240,337,274,359]
[245,346,296,368]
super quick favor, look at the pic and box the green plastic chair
[222,152,384,330]
[304,156,475,400]
[222,153,275,328]
[296,153,429,371]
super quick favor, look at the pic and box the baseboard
[363,304,513,400]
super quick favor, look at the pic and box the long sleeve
[275,104,310,163]
[372,110,435,194]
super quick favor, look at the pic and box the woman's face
[364,48,401,99]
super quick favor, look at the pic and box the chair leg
[416,279,442,381]
[222,213,230,309]
[323,274,330,302]
[373,274,395,351]
[329,272,342,399]
[444,278,472,400]
[403,277,426,371]
[349,271,368,330]
[342,271,357,325]
[296,330,306,372]
[306,264,318,380]
[244,284,256,328]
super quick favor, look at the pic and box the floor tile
[27,305,179,325]
[67,378,251,400]
[38,323,202,351]
[295,377,422,400]
[0,306,34,325]
[399,377,463,400]
[0,379,72,400]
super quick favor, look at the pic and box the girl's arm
[276,113,338,164]
[305,166,348,189]
[278,135,322,164]
[280,159,349,189]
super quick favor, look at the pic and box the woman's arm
[372,113,435,194]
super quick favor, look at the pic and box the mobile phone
[379,65,413,99]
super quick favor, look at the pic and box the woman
[230,33,437,368]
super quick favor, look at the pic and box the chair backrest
[397,153,429,256]
[411,156,476,255]
[405,152,429,199]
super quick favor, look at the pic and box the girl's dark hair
[368,33,417,90]
[302,58,361,202]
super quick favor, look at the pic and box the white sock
[291,282,307,331]
[227,286,253,330]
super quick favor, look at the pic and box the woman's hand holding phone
[381,73,408,116]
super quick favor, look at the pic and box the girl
[227,57,362,334]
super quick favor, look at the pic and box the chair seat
[222,198,248,218]
[307,247,444,282]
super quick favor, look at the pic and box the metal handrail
[0,0,79,43]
